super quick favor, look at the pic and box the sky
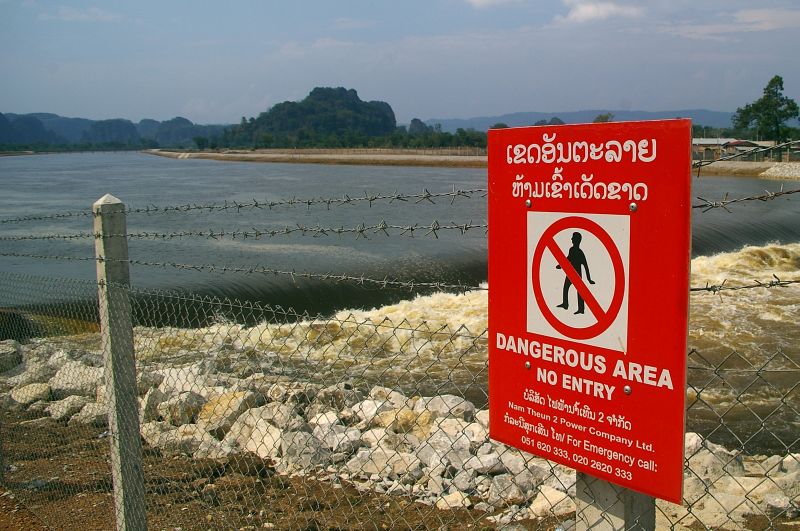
[1,0,799,125]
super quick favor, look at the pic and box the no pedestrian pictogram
[527,213,630,350]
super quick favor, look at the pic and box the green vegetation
[0,112,226,152]
[593,113,614,123]
[732,75,799,142]
[216,87,488,149]
[4,79,796,154]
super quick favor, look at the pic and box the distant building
[692,138,775,161]
[692,138,736,161]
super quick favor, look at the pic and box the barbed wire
[689,276,799,293]
[0,252,96,262]
[0,187,486,225]
[0,220,488,242]
[124,187,488,215]
[0,209,93,225]
[1,251,797,295]
[3,180,797,240]
[3,145,798,227]
[102,257,487,292]
[0,233,92,242]
[693,186,799,212]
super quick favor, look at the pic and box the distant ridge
[425,109,735,132]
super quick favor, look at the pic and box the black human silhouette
[555,232,595,314]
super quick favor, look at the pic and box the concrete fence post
[94,194,147,531]
[576,473,655,530]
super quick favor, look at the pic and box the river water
[0,152,798,452]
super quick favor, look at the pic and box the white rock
[487,474,526,507]
[414,394,475,421]
[368,386,409,408]
[10,383,51,405]
[687,448,744,482]
[436,490,472,510]
[762,493,795,518]
[162,425,218,456]
[475,409,490,429]
[48,360,103,398]
[136,371,164,395]
[253,402,307,431]
[543,465,576,496]
[312,383,364,411]
[464,453,506,475]
[6,361,56,388]
[45,395,90,421]
[781,453,799,474]
[387,452,423,481]
[345,447,398,476]
[280,432,331,470]
[69,402,107,427]
[694,492,758,528]
[464,422,488,446]
[452,469,477,492]
[157,363,206,395]
[0,340,22,372]
[139,388,167,424]
[308,411,340,429]
[417,429,471,467]
[243,419,283,459]
[193,438,239,459]
[361,428,394,448]
[435,417,470,438]
[351,399,393,424]
[156,391,206,426]
[313,424,362,455]
[140,421,171,448]
[528,485,576,518]
[196,390,261,437]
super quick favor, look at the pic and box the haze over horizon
[2,0,799,125]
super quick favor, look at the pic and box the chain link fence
[0,164,799,529]
[0,270,797,529]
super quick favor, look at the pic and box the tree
[593,112,615,123]
[193,136,209,150]
[408,118,431,135]
[733,75,799,142]
[490,122,509,129]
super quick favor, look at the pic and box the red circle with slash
[531,216,625,340]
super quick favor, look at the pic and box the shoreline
[144,149,800,179]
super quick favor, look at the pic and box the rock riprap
[1,338,798,527]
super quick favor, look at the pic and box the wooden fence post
[576,473,655,530]
[94,194,147,530]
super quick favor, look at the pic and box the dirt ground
[3,409,798,530]
[0,409,563,530]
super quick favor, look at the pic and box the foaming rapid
[689,242,799,359]
[131,242,799,452]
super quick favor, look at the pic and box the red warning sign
[488,120,691,504]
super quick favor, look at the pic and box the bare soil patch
[1,409,560,530]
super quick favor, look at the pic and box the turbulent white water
[133,243,799,434]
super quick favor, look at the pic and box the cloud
[39,6,121,22]
[556,0,643,23]
[464,0,519,8]
[659,8,800,40]
[332,17,376,30]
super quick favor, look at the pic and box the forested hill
[0,112,228,149]
[223,87,397,148]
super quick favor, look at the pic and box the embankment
[145,149,487,169]
[145,150,800,179]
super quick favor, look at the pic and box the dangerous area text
[495,332,674,400]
